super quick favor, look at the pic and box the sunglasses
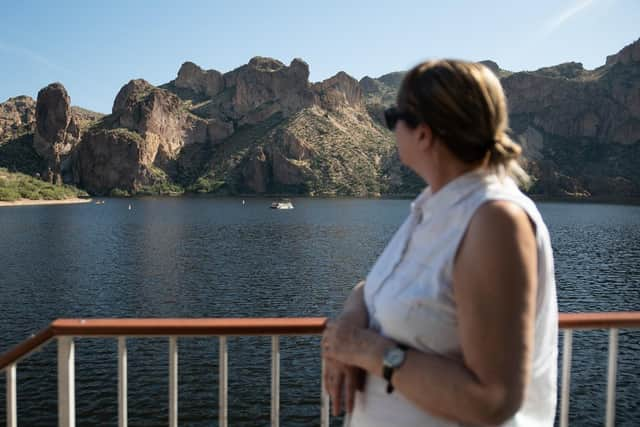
[384,107,420,131]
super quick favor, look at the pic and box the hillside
[1,38,639,198]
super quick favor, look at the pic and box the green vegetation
[136,165,185,196]
[109,188,131,197]
[187,175,226,193]
[0,168,88,202]
[137,181,184,196]
[0,133,45,176]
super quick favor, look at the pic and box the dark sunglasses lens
[384,108,398,130]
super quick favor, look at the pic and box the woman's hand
[322,358,364,416]
[322,319,361,365]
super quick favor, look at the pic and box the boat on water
[270,198,294,209]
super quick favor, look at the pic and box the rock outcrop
[606,38,640,66]
[74,78,209,194]
[174,62,224,98]
[359,39,640,197]
[314,72,363,111]
[0,96,36,143]
[6,40,640,198]
[73,128,158,195]
[33,83,83,183]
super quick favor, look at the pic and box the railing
[0,318,329,427]
[1,313,639,427]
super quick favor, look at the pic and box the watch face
[384,348,405,367]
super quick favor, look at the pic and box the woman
[322,60,558,426]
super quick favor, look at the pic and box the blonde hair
[397,59,529,186]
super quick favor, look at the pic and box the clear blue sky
[1,0,638,113]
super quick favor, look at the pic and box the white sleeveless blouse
[349,170,558,427]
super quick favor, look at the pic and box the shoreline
[0,197,93,207]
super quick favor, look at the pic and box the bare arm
[337,280,368,326]
[324,201,538,425]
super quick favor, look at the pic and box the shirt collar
[410,169,499,216]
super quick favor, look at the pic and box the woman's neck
[414,150,489,194]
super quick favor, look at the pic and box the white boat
[270,199,294,209]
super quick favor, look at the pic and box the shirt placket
[369,206,423,330]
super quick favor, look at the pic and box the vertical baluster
[218,336,228,427]
[58,337,75,427]
[560,329,573,427]
[118,337,128,427]
[320,357,329,427]
[6,363,17,427]
[169,337,178,427]
[605,328,618,427]
[271,336,280,427]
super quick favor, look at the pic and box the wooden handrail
[0,317,327,371]
[50,317,328,336]
[0,326,55,371]
[559,312,640,329]
[2,313,640,372]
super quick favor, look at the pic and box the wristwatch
[382,343,409,394]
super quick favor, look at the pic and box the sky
[1,0,638,113]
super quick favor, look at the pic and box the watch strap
[383,343,409,394]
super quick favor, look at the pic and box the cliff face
[2,39,638,198]
[70,57,394,196]
[503,39,640,197]
[0,89,102,180]
[360,39,640,197]
[0,96,36,143]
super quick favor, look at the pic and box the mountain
[74,57,395,196]
[361,39,640,197]
[1,39,639,198]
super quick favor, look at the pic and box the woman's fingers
[344,367,356,413]
[326,367,344,416]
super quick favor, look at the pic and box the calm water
[0,198,638,426]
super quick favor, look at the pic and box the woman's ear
[417,124,434,152]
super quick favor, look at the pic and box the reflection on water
[0,198,638,426]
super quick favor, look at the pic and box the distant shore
[0,197,92,207]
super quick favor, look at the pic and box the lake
[0,197,639,426]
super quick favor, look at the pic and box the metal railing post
[271,336,280,427]
[57,337,75,427]
[118,337,128,427]
[169,337,178,427]
[219,336,228,427]
[560,329,573,427]
[605,328,619,427]
[6,363,17,427]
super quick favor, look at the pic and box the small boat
[270,198,294,210]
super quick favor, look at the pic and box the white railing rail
[0,318,329,427]
[2,313,640,427]
[557,312,640,427]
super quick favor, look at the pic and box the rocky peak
[606,38,640,66]
[110,79,206,150]
[359,76,381,94]
[0,96,36,142]
[221,57,315,122]
[377,72,405,88]
[534,62,586,79]
[174,61,224,98]
[248,56,286,72]
[479,60,500,75]
[33,83,81,183]
[289,58,310,81]
[112,79,155,114]
[314,71,363,110]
